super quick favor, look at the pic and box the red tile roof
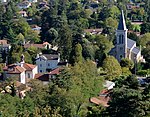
[24,42,50,49]
[48,68,60,75]
[24,44,45,49]
[3,64,25,74]
[34,73,49,81]
[23,63,36,71]
[90,96,110,107]
[0,40,8,45]
[84,29,103,33]
[3,63,36,74]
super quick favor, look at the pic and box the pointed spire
[118,10,127,30]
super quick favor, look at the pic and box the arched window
[119,34,124,44]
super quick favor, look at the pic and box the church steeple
[115,10,128,62]
[118,10,127,30]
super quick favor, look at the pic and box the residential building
[35,67,61,85]
[36,54,60,73]
[28,0,37,3]
[24,42,52,50]
[84,28,103,35]
[103,80,115,90]
[0,40,11,62]
[1,0,7,3]
[109,10,145,62]
[17,1,31,9]
[3,55,38,84]
[0,40,11,53]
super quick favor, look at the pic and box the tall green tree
[48,60,104,116]
[102,56,122,80]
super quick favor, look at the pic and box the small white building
[36,54,60,73]
[3,55,38,84]
[1,0,7,3]
[103,80,115,90]
[17,1,31,9]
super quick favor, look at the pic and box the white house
[3,55,38,84]
[17,1,31,9]
[28,0,37,2]
[103,80,115,90]
[36,54,60,73]
[1,0,7,3]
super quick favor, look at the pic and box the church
[110,10,145,63]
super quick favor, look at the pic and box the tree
[141,22,150,34]
[142,44,150,63]
[45,28,58,44]
[102,56,122,80]
[105,17,118,29]
[70,43,83,64]
[138,33,150,47]
[98,7,110,21]
[15,33,25,44]
[94,35,113,54]
[11,19,31,37]
[109,5,120,19]
[25,30,40,43]
[81,38,96,60]
[106,75,150,117]
[122,67,132,76]
[120,58,134,70]
[58,24,73,61]
[106,87,143,117]
[48,60,104,116]
[127,32,139,42]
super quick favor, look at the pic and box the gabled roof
[132,47,140,55]
[127,38,136,49]
[23,63,36,71]
[3,64,26,74]
[42,54,59,60]
[34,73,49,81]
[48,68,61,75]
[118,10,127,30]
[3,63,37,73]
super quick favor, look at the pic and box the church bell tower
[116,10,128,62]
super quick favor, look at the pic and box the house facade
[3,55,38,84]
[36,54,60,73]
[110,10,145,63]
[0,40,11,62]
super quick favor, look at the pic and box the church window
[119,34,124,44]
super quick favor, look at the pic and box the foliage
[93,35,113,54]
[122,67,132,76]
[102,56,122,80]
[48,60,104,116]
[106,75,150,117]
[120,58,134,69]
[137,70,148,76]
[138,33,150,47]
[142,44,150,63]
[8,45,32,64]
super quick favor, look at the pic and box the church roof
[132,47,140,55]
[127,38,136,49]
[118,10,127,30]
